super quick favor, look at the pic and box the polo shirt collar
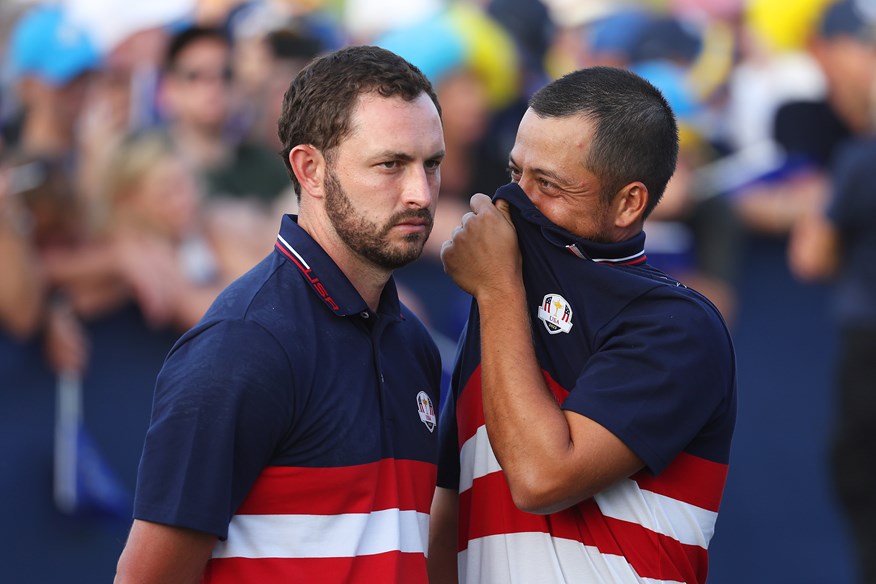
[493,182,647,265]
[274,214,403,318]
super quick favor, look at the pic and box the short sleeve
[436,318,475,491]
[436,384,460,490]
[133,318,293,538]
[561,294,734,474]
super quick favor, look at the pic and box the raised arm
[440,195,643,514]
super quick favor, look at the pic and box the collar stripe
[592,250,646,264]
[566,244,646,265]
[275,239,341,312]
[277,234,310,270]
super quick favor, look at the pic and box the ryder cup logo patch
[416,391,436,432]
[538,293,574,334]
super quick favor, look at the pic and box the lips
[391,210,433,233]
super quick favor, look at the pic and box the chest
[275,317,440,467]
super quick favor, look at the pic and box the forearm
[115,520,215,584]
[0,227,45,338]
[477,283,576,511]
[428,487,459,584]
[41,244,122,289]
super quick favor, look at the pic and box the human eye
[380,160,400,170]
[538,177,556,190]
[424,158,442,173]
[507,165,521,182]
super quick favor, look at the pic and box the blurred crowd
[4,0,875,355]
[2,0,876,580]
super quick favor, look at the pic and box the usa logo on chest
[537,293,573,334]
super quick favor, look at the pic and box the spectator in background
[0,155,44,341]
[634,58,743,324]
[4,3,100,159]
[40,131,269,334]
[233,25,323,152]
[158,25,291,207]
[74,13,178,206]
[96,131,268,329]
[0,154,91,375]
[789,134,876,584]
[732,0,876,235]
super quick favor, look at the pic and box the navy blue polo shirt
[438,182,737,583]
[133,215,441,581]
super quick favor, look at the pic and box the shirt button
[360,311,370,319]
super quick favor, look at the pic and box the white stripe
[212,509,429,559]
[459,424,501,493]
[460,533,684,584]
[461,424,715,548]
[566,244,587,260]
[591,250,645,264]
[594,480,717,548]
[277,234,310,269]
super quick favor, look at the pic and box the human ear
[288,145,326,199]
[613,182,648,229]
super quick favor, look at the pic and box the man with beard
[115,46,446,584]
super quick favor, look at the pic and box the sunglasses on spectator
[174,66,233,84]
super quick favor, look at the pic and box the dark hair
[277,45,441,196]
[164,26,231,72]
[528,66,678,218]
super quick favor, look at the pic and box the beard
[324,166,433,270]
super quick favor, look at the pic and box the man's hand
[440,194,520,299]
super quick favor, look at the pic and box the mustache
[387,208,434,229]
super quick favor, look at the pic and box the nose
[515,175,537,202]
[403,166,435,209]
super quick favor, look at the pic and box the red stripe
[456,366,569,448]
[236,459,436,515]
[456,365,483,447]
[458,366,727,512]
[592,255,647,266]
[274,241,340,312]
[204,551,428,584]
[631,452,728,513]
[460,471,707,583]
[275,240,308,271]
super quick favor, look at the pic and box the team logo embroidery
[537,293,574,334]
[416,391,436,432]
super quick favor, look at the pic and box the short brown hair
[277,45,441,196]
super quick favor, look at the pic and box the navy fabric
[133,215,442,538]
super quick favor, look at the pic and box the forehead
[342,92,444,156]
[174,37,229,65]
[511,109,593,173]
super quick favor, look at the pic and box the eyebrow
[375,149,446,161]
[508,154,568,185]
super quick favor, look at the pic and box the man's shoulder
[202,250,319,333]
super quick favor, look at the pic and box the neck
[297,210,390,312]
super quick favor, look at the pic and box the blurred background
[1,0,873,581]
